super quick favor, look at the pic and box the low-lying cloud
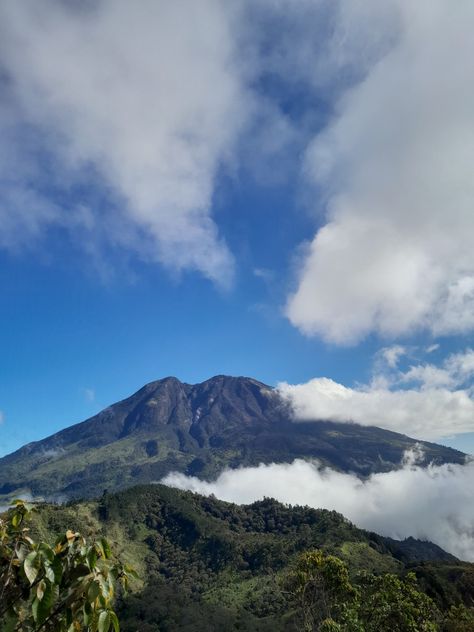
[163,454,474,561]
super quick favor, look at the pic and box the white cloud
[2,0,474,318]
[277,379,474,442]
[287,0,474,343]
[379,345,407,369]
[399,364,454,390]
[163,455,474,561]
[398,349,474,390]
[253,268,274,283]
[276,348,474,440]
[0,0,252,284]
[82,388,96,404]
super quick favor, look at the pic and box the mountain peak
[0,374,466,501]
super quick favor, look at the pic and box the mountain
[0,375,465,501]
[27,484,473,631]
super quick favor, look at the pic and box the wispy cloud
[0,0,252,285]
[163,453,474,561]
[378,345,407,369]
[82,388,96,404]
[2,0,473,339]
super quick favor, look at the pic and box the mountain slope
[27,484,473,631]
[0,375,465,501]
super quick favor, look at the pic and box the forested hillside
[27,484,474,631]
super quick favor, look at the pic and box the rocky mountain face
[0,375,465,501]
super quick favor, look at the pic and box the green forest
[2,484,474,630]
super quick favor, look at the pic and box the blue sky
[0,169,378,454]
[1,0,474,457]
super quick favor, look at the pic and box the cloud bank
[0,0,249,284]
[287,0,474,343]
[278,378,474,441]
[277,348,474,441]
[163,455,474,561]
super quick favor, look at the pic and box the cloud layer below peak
[163,455,474,561]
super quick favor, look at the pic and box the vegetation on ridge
[7,483,472,631]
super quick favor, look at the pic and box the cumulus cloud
[163,455,474,561]
[0,0,252,284]
[398,348,474,390]
[278,378,474,441]
[277,348,474,440]
[287,0,474,343]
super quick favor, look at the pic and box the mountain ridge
[27,483,474,631]
[0,375,465,501]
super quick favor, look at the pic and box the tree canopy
[0,500,135,631]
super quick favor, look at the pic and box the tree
[286,549,359,631]
[0,500,136,631]
[287,549,441,632]
[357,571,440,632]
[441,604,474,632]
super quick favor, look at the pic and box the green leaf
[100,538,112,560]
[32,579,55,624]
[39,542,54,562]
[124,565,139,579]
[98,610,111,632]
[15,541,29,562]
[45,562,56,583]
[88,579,101,602]
[109,610,120,632]
[37,579,46,600]
[24,550,40,584]
[83,601,92,626]
[87,546,98,569]
[51,555,63,583]
[32,596,40,623]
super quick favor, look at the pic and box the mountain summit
[0,375,464,501]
